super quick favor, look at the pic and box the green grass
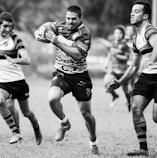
[0,77,157,158]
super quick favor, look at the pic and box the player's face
[130,4,145,26]
[0,20,13,37]
[114,29,124,41]
[66,11,81,30]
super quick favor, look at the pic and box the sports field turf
[0,77,156,158]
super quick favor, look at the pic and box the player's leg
[48,73,71,141]
[78,100,99,154]
[127,95,150,156]
[48,86,71,141]
[72,71,99,154]
[122,83,132,112]
[7,99,20,131]
[104,73,119,106]
[48,86,65,120]
[152,89,157,123]
[18,99,42,145]
[0,88,20,143]
[127,74,154,156]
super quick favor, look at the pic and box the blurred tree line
[0,0,152,78]
[0,0,137,37]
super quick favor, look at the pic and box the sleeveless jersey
[133,22,157,74]
[0,33,25,82]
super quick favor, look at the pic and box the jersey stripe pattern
[52,21,91,74]
[0,33,25,82]
[133,22,157,74]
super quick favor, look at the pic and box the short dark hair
[133,0,151,18]
[67,5,82,18]
[0,11,15,27]
[114,25,125,39]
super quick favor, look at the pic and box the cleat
[110,101,116,107]
[110,94,119,107]
[55,119,71,141]
[89,140,99,155]
[34,126,42,145]
[91,144,99,155]
[9,133,22,144]
[127,149,148,157]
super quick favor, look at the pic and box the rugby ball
[43,22,57,38]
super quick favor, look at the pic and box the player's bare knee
[22,111,32,118]
[48,97,58,106]
[132,104,142,117]
[81,109,91,119]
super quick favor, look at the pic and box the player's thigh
[103,73,116,87]
[152,103,157,122]
[0,88,9,105]
[18,99,31,115]
[152,89,157,122]
[48,86,64,102]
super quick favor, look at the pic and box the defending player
[0,12,42,145]
[107,0,157,156]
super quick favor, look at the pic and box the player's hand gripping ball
[43,23,57,43]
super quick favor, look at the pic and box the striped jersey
[133,22,157,74]
[0,33,25,82]
[37,21,91,74]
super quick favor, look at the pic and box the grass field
[0,77,157,158]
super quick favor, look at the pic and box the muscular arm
[5,49,30,65]
[149,35,157,63]
[55,42,82,60]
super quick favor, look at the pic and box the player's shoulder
[79,23,90,33]
[145,22,157,40]
[10,32,21,41]
[77,23,91,38]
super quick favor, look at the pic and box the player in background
[106,0,157,156]
[0,12,42,145]
[34,5,99,154]
[125,25,138,110]
[97,25,131,111]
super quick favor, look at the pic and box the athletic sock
[59,116,68,124]
[134,121,148,150]
[4,114,19,133]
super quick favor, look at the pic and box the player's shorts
[0,80,29,100]
[50,70,92,101]
[133,73,157,103]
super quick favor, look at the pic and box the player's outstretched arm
[106,53,141,93]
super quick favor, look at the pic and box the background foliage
[0,0,152,78]
[0,0,137,36]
